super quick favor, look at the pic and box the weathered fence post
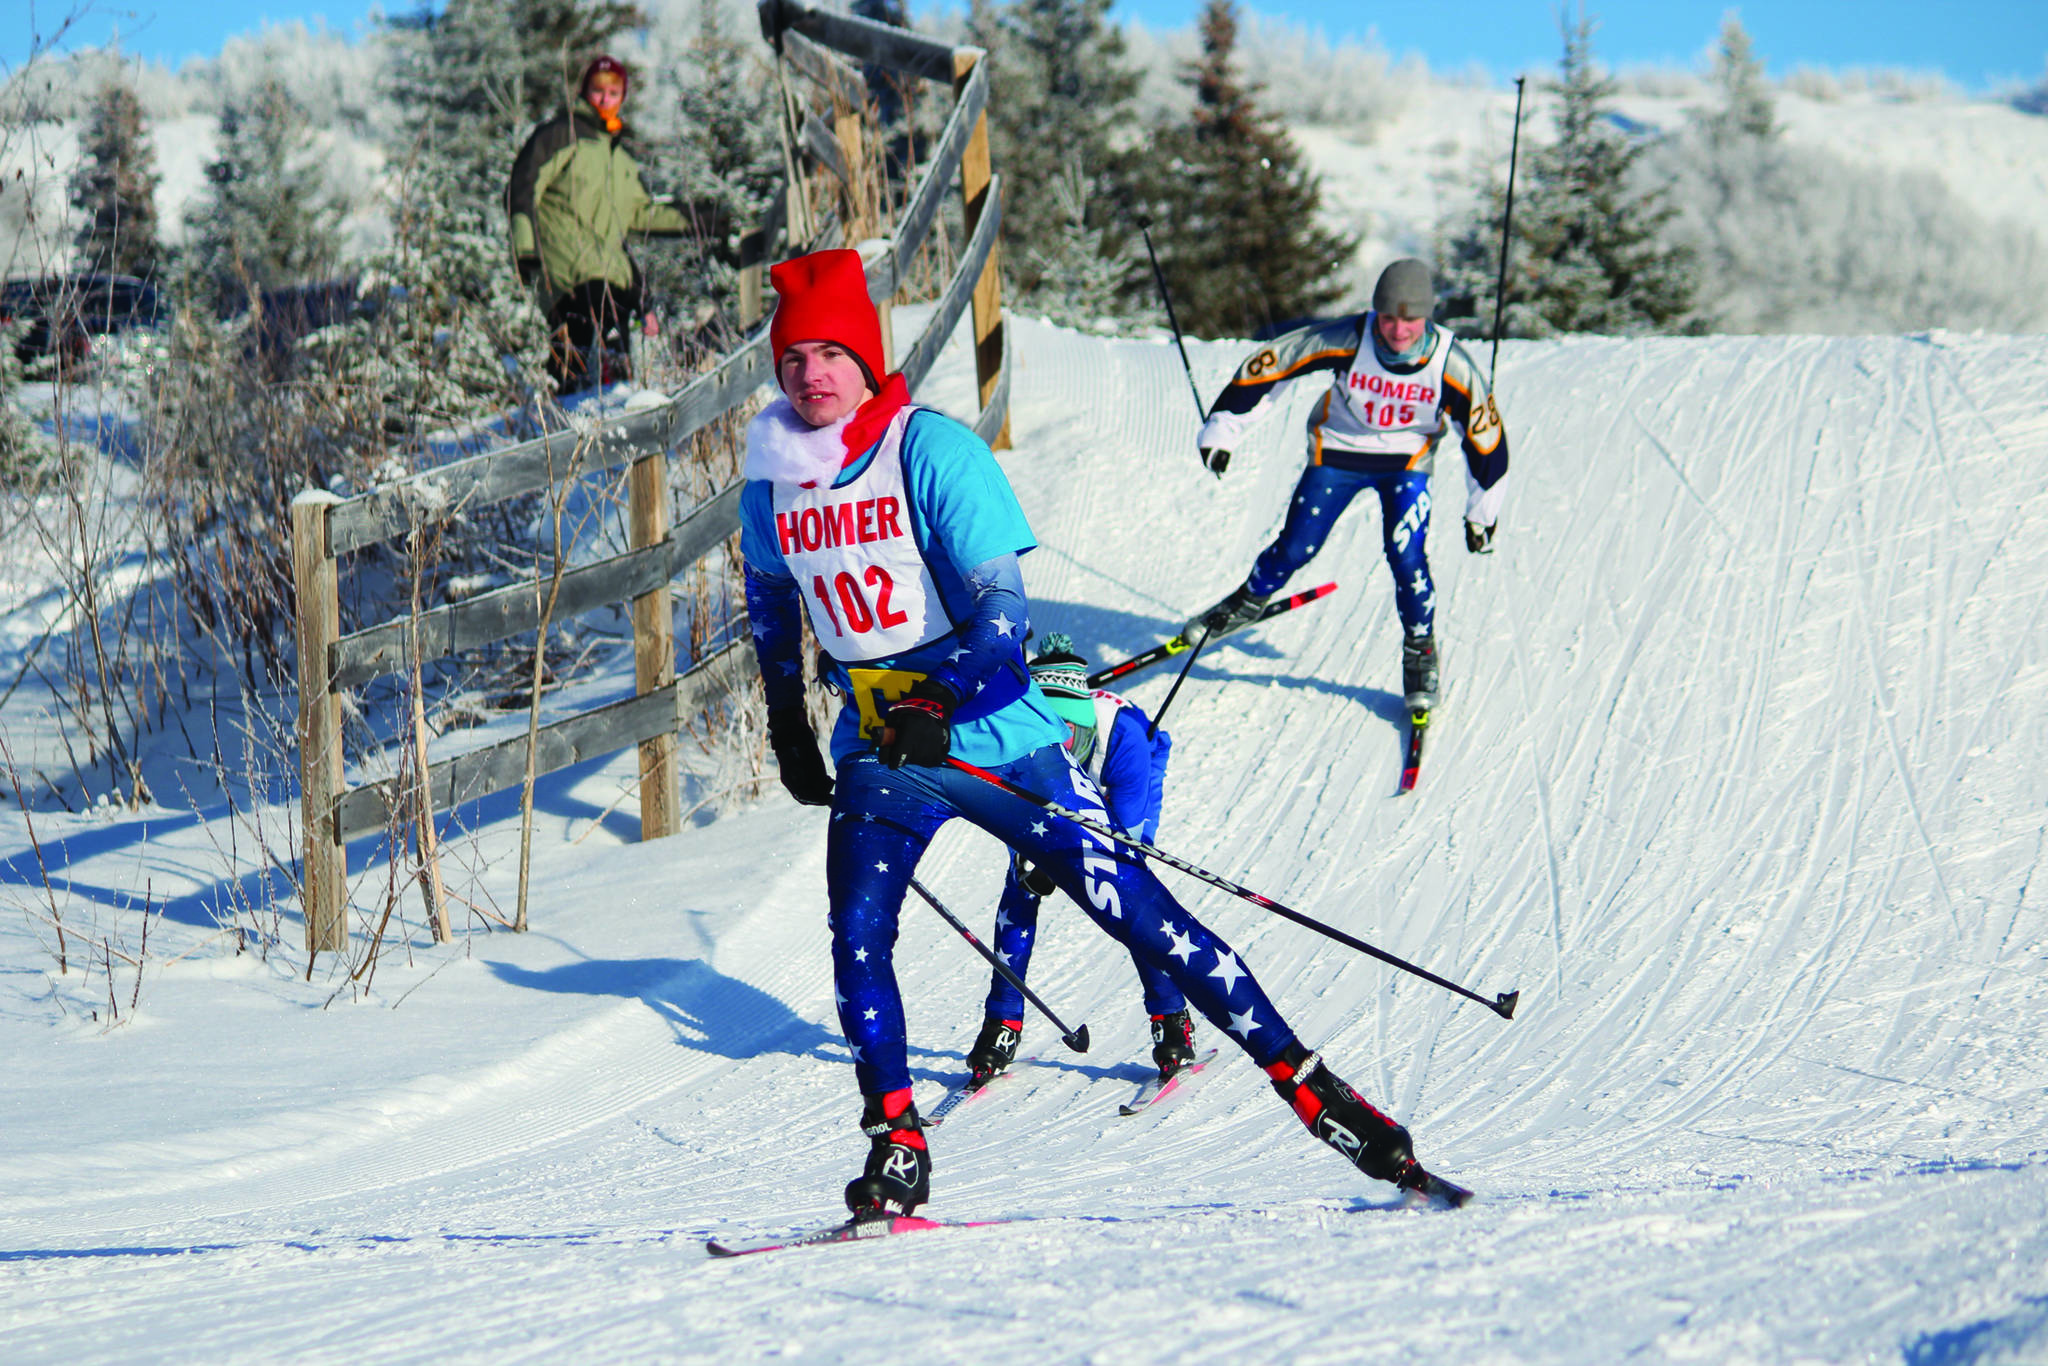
[292,489,347,953]
[952,47,1008,449]
[630,451,681,840]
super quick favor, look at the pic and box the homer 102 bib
[1329,323,1453,457]
[770,404,950,664]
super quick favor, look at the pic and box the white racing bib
[1326,327,1453,458]
[770,405,950,664]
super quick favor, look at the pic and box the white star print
[1210,949,1247,994]
[948,648,968,662]
[1030,821,1048,836]
[998,950,1014,966]
[992,612,1017,637]
[1226,1008,1262,1039]
[849,1043,864,1061]
[876,860,889,872]
[1310,505,1321,514]
[1166,926,1198,963]
[996,908,1013,930]
[835,986,847,1006]
[854,947,869,963]
[863,1007,877,1021]
[778,659,801,675]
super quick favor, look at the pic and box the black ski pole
[1136,217,1213,472]
[943,758,1519,1020]
[1147,620,1214,741]
[1488,75,1527,386]
[908,877,1091,1052]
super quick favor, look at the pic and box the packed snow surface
[3,314,2047,1362]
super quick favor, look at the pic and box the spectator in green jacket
[506,55,724,391]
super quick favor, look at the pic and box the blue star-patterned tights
[1248,465,1436,636]
[825,744,1295,1095]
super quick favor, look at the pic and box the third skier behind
[964,633,1196,1089]
[1184,258,1509,713]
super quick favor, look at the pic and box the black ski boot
[1402,632,1439,712]
[1266,1042,1414,1183]
[966,1016,1021,1088]
[844,1089,930,1219]
[1185,584,1271,642]
[1149,1008,1198,1080]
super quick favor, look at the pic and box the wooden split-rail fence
[291,0,1010,952]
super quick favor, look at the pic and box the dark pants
[1248,465,1436,637]
[545,279,640,392]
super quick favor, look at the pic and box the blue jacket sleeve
[923,553,1030,704]
[1100,706,1168,840]
[743,563,807,713]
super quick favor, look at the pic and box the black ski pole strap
[943,758,1519,1020]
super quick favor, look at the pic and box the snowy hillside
[3,311,2046,1361]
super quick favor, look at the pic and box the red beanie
[770,249,886,387]
[581,54,629,94]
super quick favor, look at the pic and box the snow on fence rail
[289,0,1011,953]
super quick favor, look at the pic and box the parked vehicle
[1,273,171,369]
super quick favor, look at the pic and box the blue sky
[11,0,2048,92]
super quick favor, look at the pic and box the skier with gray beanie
[1183,258,1509,714]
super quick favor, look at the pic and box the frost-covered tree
[1025,161,1133,330]
[1700,13,1777,145]
[634,0,782,349]
[190,76,342,310]
[966,0,1143,306]
[1439,12,1696,338]
[70,75,162,279]
[1132,0,1353,337]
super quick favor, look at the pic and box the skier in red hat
[737,248,1462,1221]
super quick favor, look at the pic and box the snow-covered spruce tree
[1129,0,1352,338]
[964,0,1144,315]
[1024,161,1131,331]
[1698,13,1776,147]
[69,73,162,279]
[1439,13,1697,339]
[190,76,343,314]
[633,0,783,356]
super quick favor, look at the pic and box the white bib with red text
[770,406,949,664]
[1329,328,1453,456]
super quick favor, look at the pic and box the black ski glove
[767,705,834,806]
[1200,447,1232,475]
[1018,861,1057,898]
[1464,520,1496,554]
[876,680,958,769]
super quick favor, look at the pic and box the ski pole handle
[908,877,1091,1053]
[943,759,1519,1020]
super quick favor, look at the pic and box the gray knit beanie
[1372,258,1436,320]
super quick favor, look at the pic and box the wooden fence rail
[291,0,1010,952]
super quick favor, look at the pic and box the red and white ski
[1117,1048,1221,1116]
[706,1214,1009,1258]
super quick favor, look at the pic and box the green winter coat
[505,109,687,314]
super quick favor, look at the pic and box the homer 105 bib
[1328,323,1453,458]
[770,404,950,664]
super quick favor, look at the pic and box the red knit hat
[581,54,630,94]
[769,249,886,388]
